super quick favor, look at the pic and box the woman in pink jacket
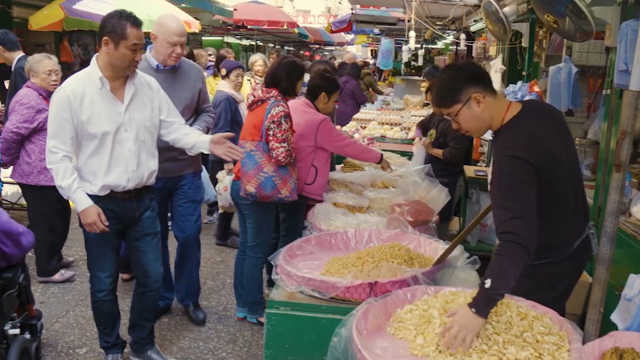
[265,70,391,290]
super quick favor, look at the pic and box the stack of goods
[349,108,432,142]
[403,95,424,111]
[388,290,572,359]
[309,155,450,232]
[321,243,435,280]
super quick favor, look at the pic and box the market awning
[232,1,298,29]
[329,33,347,46]
[28,0,201,32]
[327,8,404,34]
[303,26,335,45]
[169,0,233,21]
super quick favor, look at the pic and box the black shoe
[216,235,239,249]
[183,304,207,326]
[156,306,171,320]
[230,228,240,238]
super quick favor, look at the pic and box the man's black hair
[264,55,306,98]
[0,30,21,52]
[430,60,497,109]
[309,59,337,77]
[344,62,362,79]
[98,10,143,49]
[305,70,340,103]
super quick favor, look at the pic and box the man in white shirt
[46,10,243,360]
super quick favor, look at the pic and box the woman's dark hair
[309,59,337,77]
[269,49,283,58]
[98,10,143,49]
[336,61,348,78]
[430,60,497,109]
[264,55,306,98]
[422,65,441,82]
[344,63,362,79]
[305,71,341,103]
[214,48,234,77]
[184,47,195,62]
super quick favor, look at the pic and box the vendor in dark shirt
[430,61,593,352]
[417,86,469,238]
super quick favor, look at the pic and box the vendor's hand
[210,133,244,162]
[79,205,109,233]
[380,158,392,172]
[421,138,434,154]
[440,305,486,353]
[224,162,234,174]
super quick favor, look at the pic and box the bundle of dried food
[600,347,640,360]
[321,242,434,280]
[388,290,571,359]
[324,191,369,214]
[341,158,366,173]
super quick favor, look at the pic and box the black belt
[105,186,150,200]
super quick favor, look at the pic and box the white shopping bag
[611,274,640,330]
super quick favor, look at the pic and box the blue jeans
[154,172,203,308]
[82,188,162,355]
[231,180,277,318]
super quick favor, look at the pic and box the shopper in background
[359,61,383,103]
[231,56,305,326]
[336,63,368,126]
[265,70,391,290]
[1,53,74,284]
[206,48,249,100]
[268,48,282,66]
[430,61,591,352]
[193,49,209,78]
[0,29,27,125]
[244,53,268,93]
[342,52,356,64]
[203,47,216,76]
[138,13,215,327]
[210,60,247,249]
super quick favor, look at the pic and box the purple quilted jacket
[0,208,35,269]
[1,81,55,186]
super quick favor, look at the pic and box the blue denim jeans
[82,188,162,355]
[231,180,277,319]
[154,172,203,308]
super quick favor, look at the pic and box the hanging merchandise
[360,44,369,60]
[409,30,416,50]
[402,44,410,63]
[546,56,582,112]
[489,53,506,92]
[418,48,425,66]
[614,18,639,90]
[460,33,467,48]
[473,34,489,61]
[377,37,395,70]
[611,274,640,331]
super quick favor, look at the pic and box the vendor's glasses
[443,96,471,125]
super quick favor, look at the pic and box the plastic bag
[326,285,583,360]
[270,228,480,302]
[465,188,497,246]
[611,274,640,331]
[324,191,370,214]
[409,142,426,169]
[363,188,397,213]
[587,107,604,142]
[201,166,217,204]
[329,168,389,194]
[215,170,235,213]
[390,166,450,226]
[581,331,640,360]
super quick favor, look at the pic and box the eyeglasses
[443,96,471,125]
[39,71,62,79]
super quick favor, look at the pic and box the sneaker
[130,345,169,360]
[104,354,123,360]
[37,269,75,284]
[204,212,219,224]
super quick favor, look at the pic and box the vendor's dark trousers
[82,188,161,355]
[155,172,203,309]
[18,184,71,278]
[510,239,592,317]
[266,199,309,288]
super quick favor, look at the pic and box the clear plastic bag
[329,169,389,194]
[389,166,450,227]
[215,170,236,213]
[465,188,497,246]
[270,227,480,302]
[324,191,371,214]
[363,188,397,213]
[326,285,583,360]
[409,142,426,169]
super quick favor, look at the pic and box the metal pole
[584,20,640,342]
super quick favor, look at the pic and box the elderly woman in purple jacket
[0,53,75,284]
[336,63,369,126]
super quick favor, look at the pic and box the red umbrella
[233,1,298,28]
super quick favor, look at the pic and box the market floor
[9,209,264,360]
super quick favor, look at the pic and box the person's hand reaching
[210,133,244,162]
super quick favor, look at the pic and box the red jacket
[289,98,382,201]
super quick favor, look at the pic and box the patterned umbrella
[29,0,200,32]
[232,1,298,29]
[303,26,335,45]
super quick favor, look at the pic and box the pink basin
[582,331,640,360]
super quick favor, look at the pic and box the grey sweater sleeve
[192,76,215,133]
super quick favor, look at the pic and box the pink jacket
[289,98,383,201]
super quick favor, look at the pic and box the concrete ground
[8,209,264,360]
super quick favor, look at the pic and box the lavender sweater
[1,81,55,186]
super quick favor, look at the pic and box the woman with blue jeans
[231,56,306,326]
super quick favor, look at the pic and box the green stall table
[264,286,358,360]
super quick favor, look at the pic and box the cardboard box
[566,271,593,319]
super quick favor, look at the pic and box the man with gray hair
[343,52,356,64]
[138,13,214,327]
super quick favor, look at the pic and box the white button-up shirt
[46,55,211,212]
